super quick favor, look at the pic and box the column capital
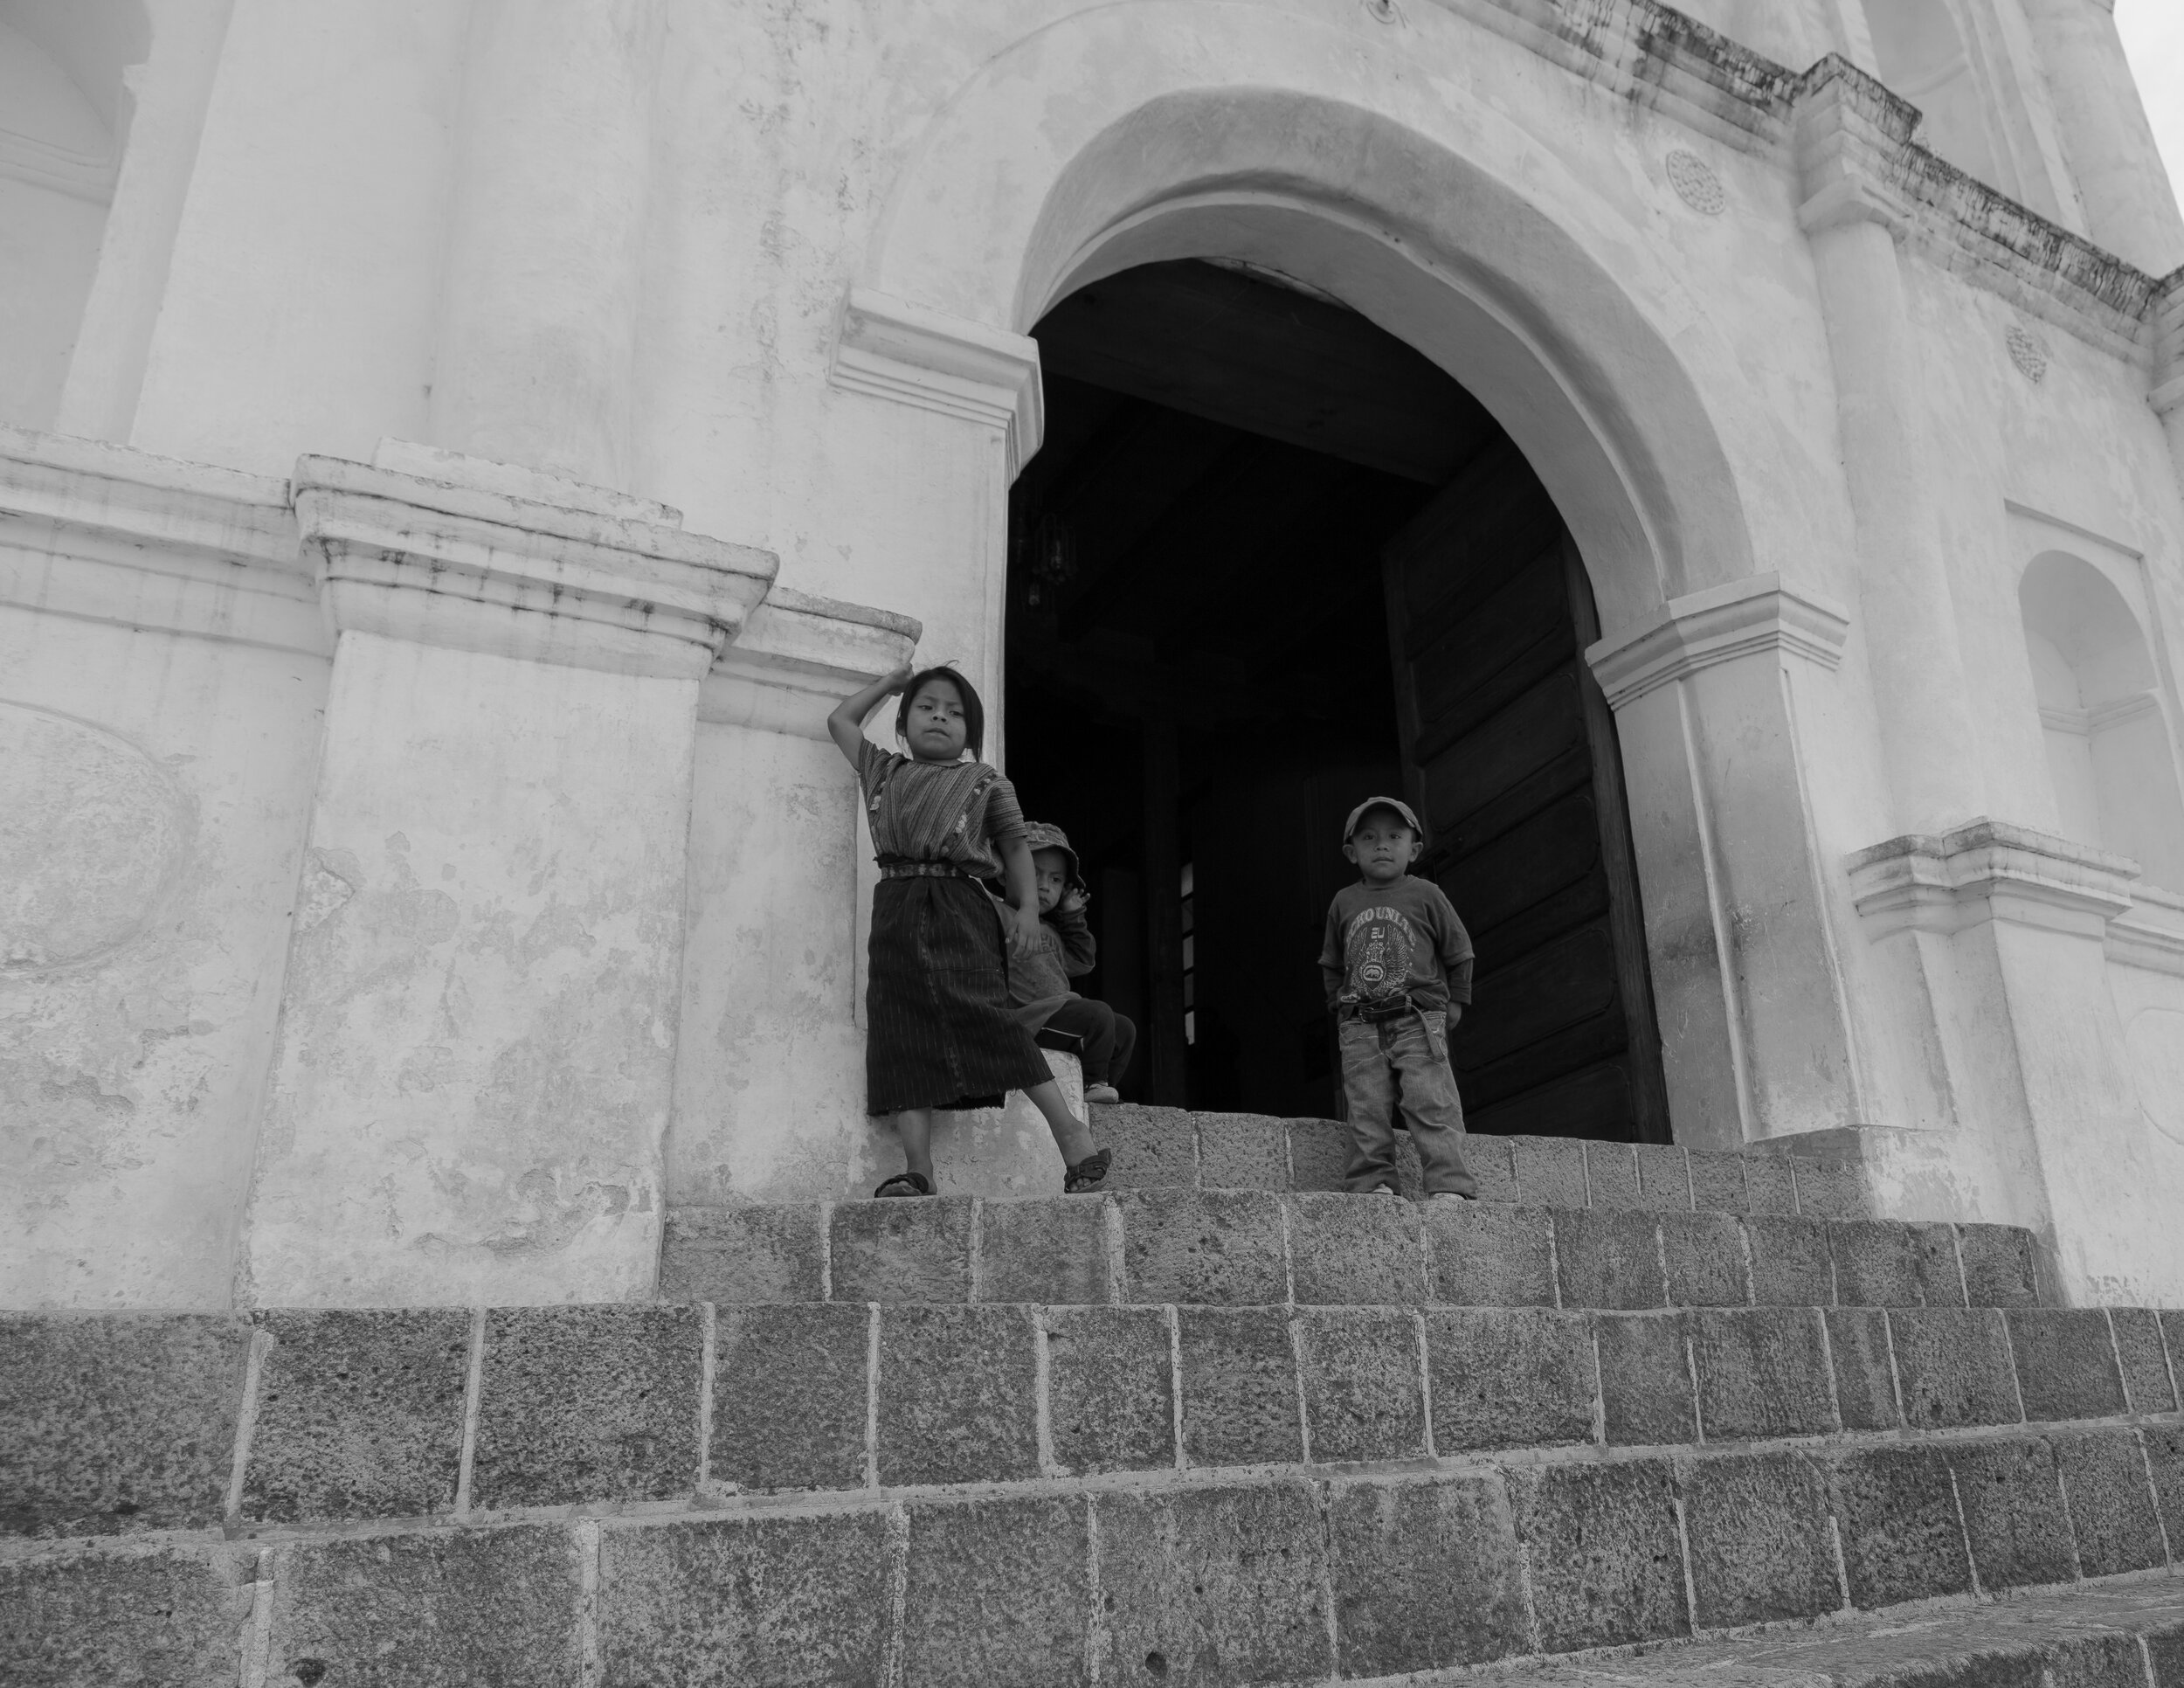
[1846,818,2139,938]
[701,585,922,739]
[294,448,778,681]
[1585,573,1851,710]
[830,288,1045,477]
[1792,58,1922,238]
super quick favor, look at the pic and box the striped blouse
[856,737,1027,876]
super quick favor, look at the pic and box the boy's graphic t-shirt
[1318,875,1475,1020]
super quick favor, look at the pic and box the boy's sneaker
[1084,1083,1121,1105]
[1372,1184,1400,1197]
[1429,1190,1476,1203]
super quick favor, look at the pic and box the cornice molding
[0,125,116,204]
[2153,270,2184,419]
[293,454,778,681]
[1585,573,1850,710]
[1845,818,2140,939]
[701,585,922,740]
[830,288,1044,477]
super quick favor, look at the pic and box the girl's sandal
[873,1172,936,1199]
[1061,1148,1113,1194]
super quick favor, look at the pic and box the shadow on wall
[2020,550,2184,890]
[0,0,149,429]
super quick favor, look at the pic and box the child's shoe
[1084,1083,1121,1105]
[874,1172,936,1198]
[1063,1147,1113,1193]
[1371,1184,1400,1197]
[1429,1189,1476,1204]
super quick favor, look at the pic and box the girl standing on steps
[827,661,1113,1199]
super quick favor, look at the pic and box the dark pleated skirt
[866,875,1055,1115]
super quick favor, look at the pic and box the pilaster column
[241,443,775,1306]
[1588,575,1858,1149]
[427,0,665,487]
[2018,0,2184,277]
[2155,272,2184,493]
[1795,62,1987,837]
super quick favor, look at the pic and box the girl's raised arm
[827,663,916,769]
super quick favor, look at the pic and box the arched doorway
[1005,258,1669,1141]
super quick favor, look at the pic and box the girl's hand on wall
[879,662,916,695]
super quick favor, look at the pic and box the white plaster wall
[0,608,326,1309]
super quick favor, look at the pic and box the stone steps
[1090,1104,1871,1218]
[660,1189,2054,1311]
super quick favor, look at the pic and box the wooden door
[1381,441,1670,1143]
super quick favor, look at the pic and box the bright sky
[2118,0,2184,227]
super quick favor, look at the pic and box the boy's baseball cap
[1022,820,1084,889]
[1342,795,1426,844]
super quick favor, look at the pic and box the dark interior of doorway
[1004,259,1669,1144]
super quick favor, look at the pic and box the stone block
[1677,1452,1840,1627]
[1098,1103,1204,1189]
[601,1509,892,1685]
[1197,1115,1290,1190]
[0,1546,251,1685]
[1511,1136,1590,1208]
[1462,1133,1519,1204]
[978,1195,1112,1305]
[830,1197,974,1304]
[1288,1193,1425,1304]
[1287,1117,1350,1193]
[472,1305,702,1510]
[1596,1312,1696,1446]
[2010,1310,2127,1422]
[1690,1309,1836,1440]
[1631,1144,1692,1212]
[0,1312,249,1536]
[903,1495,1089,1688]
[1508,1460,1689,1650]
[658,1204,823,1304]
[1791,1158,1866,1220]
[1827,1308,1903,1430]
[1426,1308,1596,1452]
[1389,1132,1427,1200]
[1946,1437,2076,1592]
[1095,1482,1332,1687]
[1045,1307,1174,1476]
[1827,1445,1974,1608]
[245,1308,470,1523]
[710,1304,869,1493]
[2111,1309,2179,1414]
[1118,1190,1287,1305]
[1746,1215,1835,1307]
[1425,1203,1556,1306]
[1176,1308,1302,1468]
[1294,1308,1427,1462]
[1890,1308,2022,1431]
[1584,1141,1641,1208]
[1957,1223,2042,1309]
[2151,1629,2184,1688]
[1910,1222,1969,1306]
[1659,1212,1747,1307]
[1554,1210,1665,1311]
[2144,1425,2184,1566]
[875,1305,1038,1486]
[1741,1155,1800,1217]
[1327,1476,1529,1674]
[1685,1151,1748,1214]
[1830,1221,1939,1307]
[276,1525,584,1685]
[2055,1429,2167,1577]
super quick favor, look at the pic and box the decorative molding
[2153,270,2184,419]
[293,455,778,681]
[829,288,1045,477]
[0,126,117,204]
[1585,573,1851,710]
[701,585,922,740]
[2110,882,2184,977]
[0,426,318,654]
[2036,702,2089,736]
[1665,149,1725,215]
[1845,818,2139,940]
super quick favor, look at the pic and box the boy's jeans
[1337,1012,1478,1197]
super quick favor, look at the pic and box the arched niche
[1863,0,2002,188]
[0,0,148,429]
[2018,550,2184,888]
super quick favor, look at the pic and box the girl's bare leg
[893,1108,936,1182]
[1024,1079,1097,1166]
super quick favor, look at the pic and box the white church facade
[6,0,2184,1320]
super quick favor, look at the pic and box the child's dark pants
[1043,999,1137,1086]
[1337,1010,1477,1197]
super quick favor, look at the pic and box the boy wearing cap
[1005,821,1137,1104]
[1319,796,1479,1200]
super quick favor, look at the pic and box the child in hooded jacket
[1005,821,1137,1104]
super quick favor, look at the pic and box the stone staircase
[4,1106,2182,1685]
